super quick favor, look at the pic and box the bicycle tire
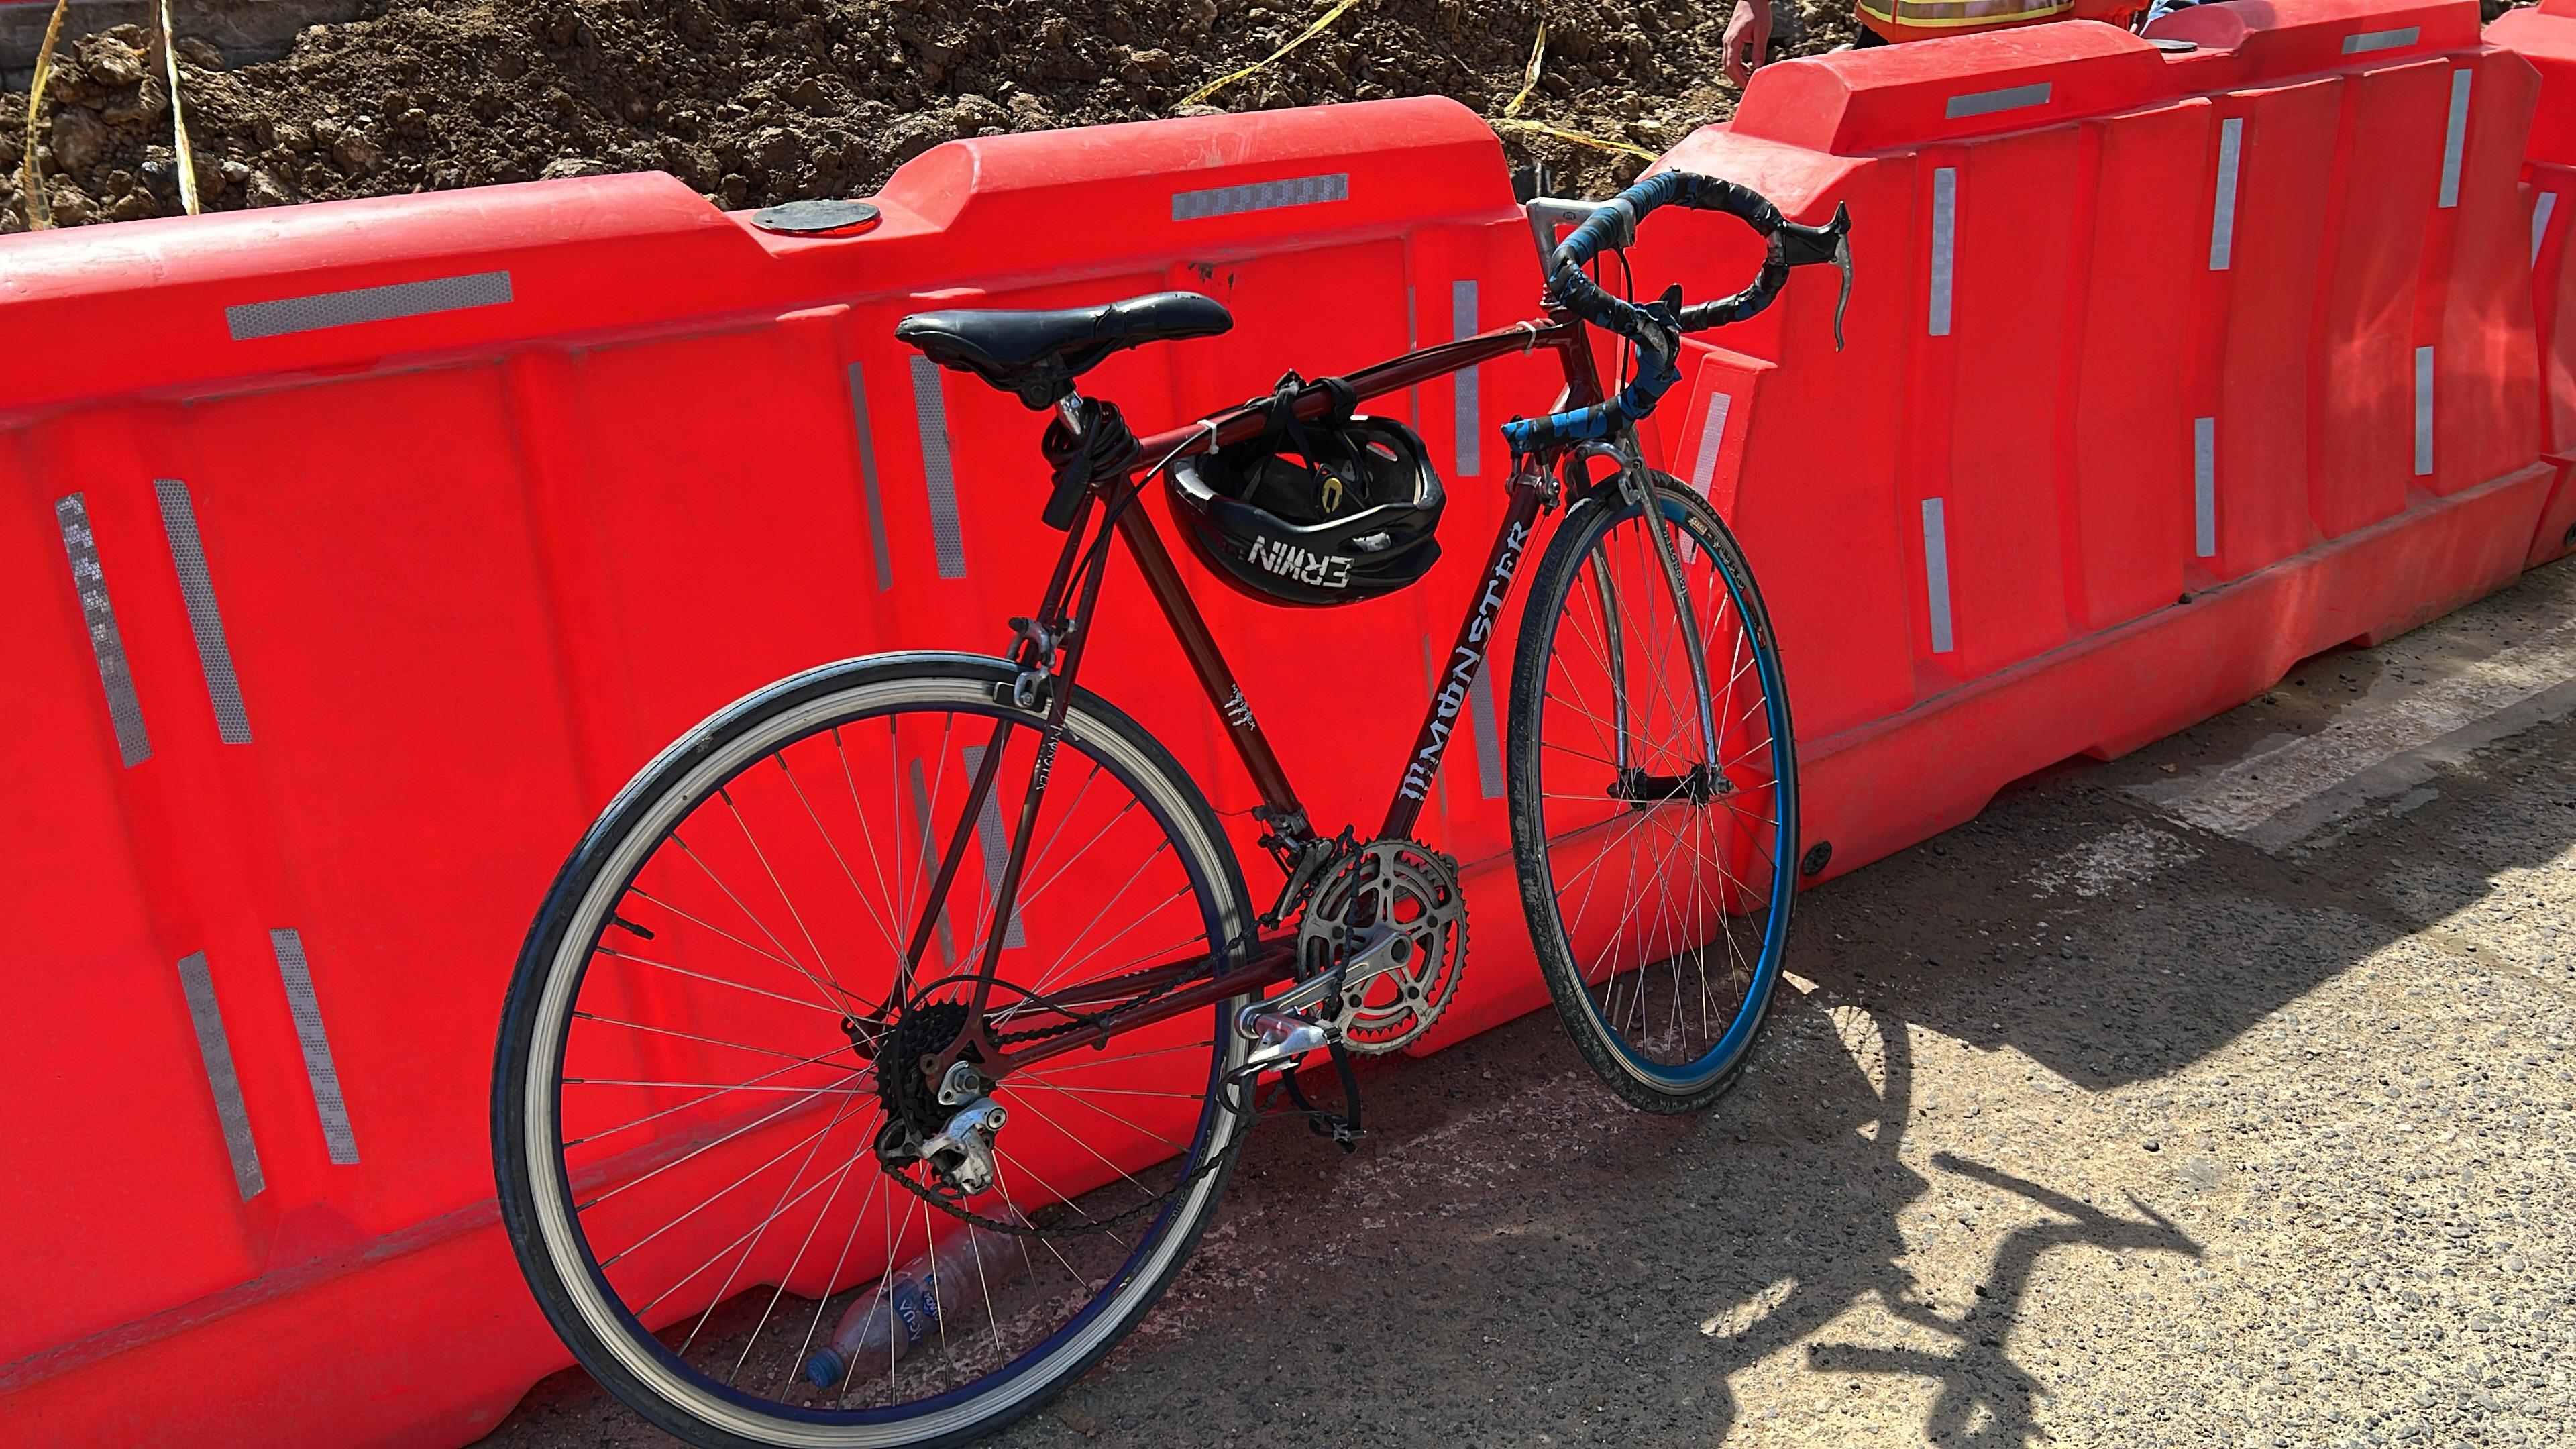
[1506,474,1800,1113]
[493,652,1254,1448]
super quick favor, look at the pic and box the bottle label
[890,1275,943,1341]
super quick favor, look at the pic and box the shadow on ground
[484,561,2576,1448]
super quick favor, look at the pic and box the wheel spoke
[513,669,1238,1433]
[1515,486,1794,1095]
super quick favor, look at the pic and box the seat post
[1056,391,1087,436]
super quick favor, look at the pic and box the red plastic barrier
[1619,0,2551,881]
[0,99,1562,1446]
[5,1,2569,1442]
[2491,0,2576,564]
[2492,0,2576,169]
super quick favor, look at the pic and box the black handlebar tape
[1678,248,1792,333]
[1676,175,1789,234]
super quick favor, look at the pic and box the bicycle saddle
[896,291,1234,408]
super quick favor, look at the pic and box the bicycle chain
[985,967,1196,1046]
[879,965,1235,1236]
[881,1117,1246,1240]
[879,1029,1353,1239]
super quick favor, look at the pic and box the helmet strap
[1260,372,1364,510]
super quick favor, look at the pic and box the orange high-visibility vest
[1856,0,2074,43]
[1854,0,2153,44]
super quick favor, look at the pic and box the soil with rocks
[1,0,1845,233]
[1,0,2546,233]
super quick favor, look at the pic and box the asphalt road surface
[483,557,2576,1449]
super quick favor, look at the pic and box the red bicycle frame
[904,310,1609,1079]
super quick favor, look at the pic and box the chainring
[1295,837,1467,1053]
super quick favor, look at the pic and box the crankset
[1240,837,1466,1061]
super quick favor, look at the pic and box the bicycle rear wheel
[1506,472,1799,1112]
[494,653,1254,1448]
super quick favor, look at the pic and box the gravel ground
[484,559,2576,1447]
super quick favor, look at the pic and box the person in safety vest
[1724,0,2151,83]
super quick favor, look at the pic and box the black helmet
[1167,373,1445,608]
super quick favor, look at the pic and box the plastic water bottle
[804,1228,994,1388]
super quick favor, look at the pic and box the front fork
[1587,435,1721,777]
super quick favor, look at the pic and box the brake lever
[1772,202,1855,352]
[1827,232,1853,352]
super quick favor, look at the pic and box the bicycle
[493,170,1854,1448]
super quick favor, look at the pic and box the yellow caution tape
[1489,117,1659,162]
[1489,27,1658,165]
[1179,0,1362,110]
[157,0,201,215]
[1502,25,1547,119]
[19,0,70,229]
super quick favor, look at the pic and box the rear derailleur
[867,1004,1008,1197]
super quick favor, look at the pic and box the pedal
[1237,1007,1332,1073]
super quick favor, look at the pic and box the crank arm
[1258,924,1419,1020]
[1236,1009,1333,1074]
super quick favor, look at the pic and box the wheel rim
[516,673,1248,1445]
[1531,495,1794,1091]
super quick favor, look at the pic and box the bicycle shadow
[1682,987,2201,1446]
[1802,1154,2198,1446]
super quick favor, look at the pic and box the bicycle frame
[902,310,1611,1080]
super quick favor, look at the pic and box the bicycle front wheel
[1506,473,1799,1112]
[494,653,1254,1448]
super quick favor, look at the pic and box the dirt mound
[1,0,1867,230]
[0,0,2542,233]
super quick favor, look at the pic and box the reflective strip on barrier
[2194,417,2219,558]
[2210,117,2245,271]
[175,951,265,1199]
[1929,168,1959,338]
[1921,497,1957,655]
[225,270,513,341]
[1945,81,2051,120]
[1690,393,1734,496]
[2438,69,2474,209]
[153,479,254,745]
[845,363,895,593]
[54,494,151,767]
[1468,666,1504,800]
[2343,24,2420,53]
[959,743,1027,949]
[1403,284,1420,427]
[1452,280,1481,476]
[907,356,969,579]
[2415,345,2437,477]
[2536,190,2561,266]
[1170,173,1349,221]
[270,929,360,1165]
[908,759,956,966]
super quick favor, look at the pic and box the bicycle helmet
[1167,372,1446,608]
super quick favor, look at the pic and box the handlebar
[1499,172,1854,457]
